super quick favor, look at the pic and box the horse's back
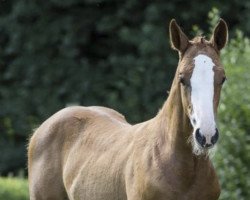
[28,105,129,162]
[28,106,130,200]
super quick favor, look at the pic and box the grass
[0,177,29,200]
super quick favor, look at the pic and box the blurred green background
[0,0,249,199]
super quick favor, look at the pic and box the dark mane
[190,36,210,45]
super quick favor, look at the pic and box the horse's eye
[179,74,186,85]
[221,76,227,85]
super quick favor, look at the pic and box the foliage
[0,177,28,200]
[198,8,250,200]
[0,0,176,175]
[215,30,250,200]
[0,0,213,175]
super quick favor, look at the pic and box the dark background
[0,1,249,199]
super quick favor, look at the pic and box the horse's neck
[156,76,193,155]
[151,73,213,169]
[144,75,207,185]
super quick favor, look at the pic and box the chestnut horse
[28,19,228,200]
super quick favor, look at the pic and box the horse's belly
[64,151,127,200]
[69,166,127,200]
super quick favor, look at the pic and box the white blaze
[190,54,216,143]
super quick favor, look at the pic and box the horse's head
[169,19,228,154]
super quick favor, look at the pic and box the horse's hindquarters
[28,106,131,200]
[28,107,90,200]
[28,129,69,200]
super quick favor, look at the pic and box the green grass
[0,177,29,200]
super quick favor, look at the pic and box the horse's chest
[177,184,220,200]
[143,182,220,200]
[142,168,220,200]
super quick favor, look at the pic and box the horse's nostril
[195,128,206,147]
[211,128,219,145]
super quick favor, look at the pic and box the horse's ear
[210,19,228,51]
[169,19,189,53]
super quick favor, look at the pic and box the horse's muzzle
[195,128,219,148]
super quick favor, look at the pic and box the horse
[28,19,228,200]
